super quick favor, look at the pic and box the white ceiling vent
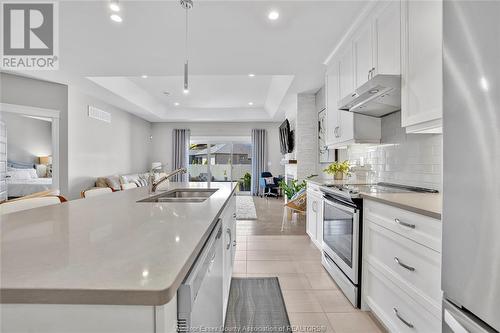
[88,106,111,123]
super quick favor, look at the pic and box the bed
[7,161,53,198]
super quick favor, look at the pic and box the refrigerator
[442,1,500,332]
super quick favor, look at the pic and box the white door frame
[0,103,61,192]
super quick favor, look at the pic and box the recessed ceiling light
[268,10,280,21]
[174,102,180,106]
[248,102,254,106]
[248,73,255,77]
[110,14,122,22]
[480,76,489,91]
[109,1,120,12]
[141,75,148,79]
[183,89,189,95]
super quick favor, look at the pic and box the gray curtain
[251,129,268,195]
[172,129,190,182]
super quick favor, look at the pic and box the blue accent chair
[259,172,280,198]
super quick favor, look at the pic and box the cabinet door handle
[395,218,416,229]
[226,228,232,250]
[394,257,416,272]
[232,213,237,219]
[367,69,372,81]
[233,240,237,247]
[371,67,376,79]
[393,308,414,328]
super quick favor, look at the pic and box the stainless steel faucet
[151,168,187,192]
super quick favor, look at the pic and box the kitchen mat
[225,277,292,332]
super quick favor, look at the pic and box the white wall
[67,88,152,199]
[151,122,284,176]
[0,72,69,194]
[3,113,52,164]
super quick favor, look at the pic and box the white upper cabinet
[401,0,443,133]
[325,63,341,146]
[353,21,374,88]
[338,44,355,101]
[326,58,381,148]
[373,1,401,76]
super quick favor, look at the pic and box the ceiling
[10,0,369,122]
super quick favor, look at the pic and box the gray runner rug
[225,277,292,332]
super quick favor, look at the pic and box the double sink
[137,188,218,203]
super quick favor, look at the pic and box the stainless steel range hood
[338,74,401,117]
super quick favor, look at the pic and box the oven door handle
[323,196,358,214]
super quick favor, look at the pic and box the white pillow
[264,177,274,185]
[35,164,48,178]
[7,168,38,180]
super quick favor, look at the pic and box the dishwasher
[178,219,223,332]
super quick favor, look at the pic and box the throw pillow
[105,175,121,191]
[264,177,274,185]
[134,179,148,187]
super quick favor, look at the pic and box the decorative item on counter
[351,165,373,182]
[323,160,351,180]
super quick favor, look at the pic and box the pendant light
[180,0,193,94]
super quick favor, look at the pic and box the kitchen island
[0,182,237,333]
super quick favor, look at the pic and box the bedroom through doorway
[0,103,60,201]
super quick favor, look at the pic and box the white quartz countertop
[0,182,237,306]
[307,177,441,219]
[360,192,442,220]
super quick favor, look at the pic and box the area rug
[236,195,257,220]
[225,278,292,332]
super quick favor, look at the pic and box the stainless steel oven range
[320,183,438,308]
[320,185,363,308]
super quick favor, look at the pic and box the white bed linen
[7,178,53,198]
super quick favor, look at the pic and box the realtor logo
[1,2,59,70]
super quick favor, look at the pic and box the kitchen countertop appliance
[320,183,438,308]
[442,1,500,332]
[178,220,223,332]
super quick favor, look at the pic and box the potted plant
[324,160,351,180]
[240,172,251,191]
[278,179,307,200]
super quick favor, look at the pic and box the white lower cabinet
[362,199,442,332]
[222,193,237,321]
[363,264,441,333]
[306,183,324,249]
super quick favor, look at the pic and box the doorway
[0,103,60,199]
[188,136,252,193]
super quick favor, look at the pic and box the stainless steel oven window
[323,200,356,268]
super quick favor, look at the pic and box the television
[279,119,294,154]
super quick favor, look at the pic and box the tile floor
[234,196,385,333]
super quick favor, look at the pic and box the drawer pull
[393,308,414,328]
[395,218,416,229]
[394,257,416,272]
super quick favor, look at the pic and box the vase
[334,172,344,180]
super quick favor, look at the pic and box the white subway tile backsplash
[330,112,442,190]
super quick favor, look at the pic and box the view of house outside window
[188,142,252,189]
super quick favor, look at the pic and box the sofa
[95,172,168,192]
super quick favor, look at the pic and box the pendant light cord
[185,5,188,63]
